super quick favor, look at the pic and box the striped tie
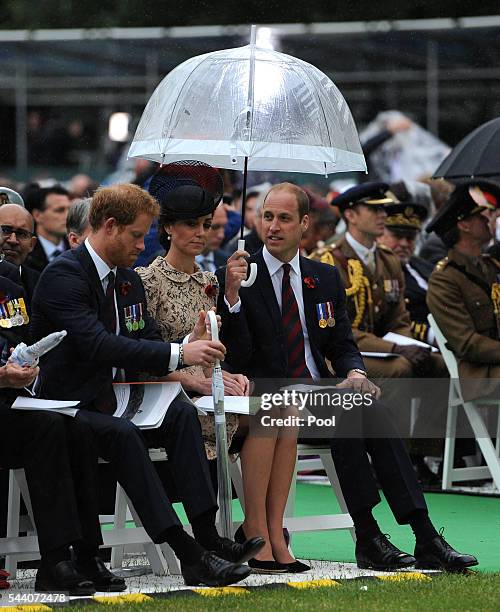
[281,263,311,378]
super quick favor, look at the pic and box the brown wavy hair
[89,184,160,230]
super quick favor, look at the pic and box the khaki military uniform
[427,248,500,401]
[311,236,446,379]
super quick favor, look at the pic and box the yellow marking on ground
[288,578,340,589]
[376,572,431,582]
[193,586,249,597]
[2,607,51,612]
[93,593,153,604]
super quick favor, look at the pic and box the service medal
[316,302,328,328]
[319,318,327,328]
[326,301,335,327]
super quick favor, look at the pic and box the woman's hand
[221,371,250,396]
[189,308,221,342]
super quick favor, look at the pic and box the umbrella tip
[250,24,257,46]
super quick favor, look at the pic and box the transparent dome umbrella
[129,28,366,536]
[129,25,366,245]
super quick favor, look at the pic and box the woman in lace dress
[136,185,248,461]
[137,179,308,574]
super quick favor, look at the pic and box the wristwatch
[348,368,367,377]
[178,344,184,368]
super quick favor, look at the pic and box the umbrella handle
[207,310,221,367]
[238,239,257,287]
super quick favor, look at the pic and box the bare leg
[266,419,298,563]
[239,415,278,561]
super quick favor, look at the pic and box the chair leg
[463,403,500,490]
[442,395,459,490]
[5,470,22,577]
[320,452,356,542]
[109,483,128,570]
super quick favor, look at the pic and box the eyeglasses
[0,225,34,241]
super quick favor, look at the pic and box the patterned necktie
[281,263,311,378]
[95,271,118,415]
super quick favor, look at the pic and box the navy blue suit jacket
[216,249,364,379]
[31,243,172,406]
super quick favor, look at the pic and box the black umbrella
[433,117,500,181]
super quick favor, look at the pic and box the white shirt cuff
[183,334,190,344]
[169,343,180,371]
[224,296,241,313]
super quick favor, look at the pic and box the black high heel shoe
[234,525,288,574]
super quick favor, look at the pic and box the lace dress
[136,257,238,459]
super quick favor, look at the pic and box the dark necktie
[281,263,311,378]
[95,270,117,415]
[51,249,62,261]
[104,271,117,333]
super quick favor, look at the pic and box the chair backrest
[427,314,460,378]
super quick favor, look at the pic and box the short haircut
[89,184,160,230]
[23,185,70,214]
[67,197,91,236]
[263,182,310,219]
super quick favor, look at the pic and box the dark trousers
[76,398,217,542]
[330,396,427,524]
[0,408,102,557]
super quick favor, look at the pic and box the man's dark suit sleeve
[36,260,172,375]
[322,265,365,376]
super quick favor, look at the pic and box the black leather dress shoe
[414,535,478,572]
[74,556,126,592]
[181,551,252,587]
[211,535,266,564]
[356,534,416,571]
[35,560,96,596]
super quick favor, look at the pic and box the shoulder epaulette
[309,245,336,267]
[435,257,449,272]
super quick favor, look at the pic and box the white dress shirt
[225,246,320,379]
[85,238,179,373]
[345,232,377,272]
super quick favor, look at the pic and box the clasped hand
[336,372,381,399]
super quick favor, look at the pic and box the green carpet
[290,483,500,573]
[170,483,500,572]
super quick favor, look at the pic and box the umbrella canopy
[129,39,366,175]
[433,117,500,181]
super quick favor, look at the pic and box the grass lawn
[71,573,500,611]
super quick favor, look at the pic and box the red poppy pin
[119,281,132,297]
[0,292,7,305]
[303,276,318,290]
[204,283,218,298]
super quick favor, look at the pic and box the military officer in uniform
[378,197,436,344]
[310,183,436,379]
[427,179,500,403]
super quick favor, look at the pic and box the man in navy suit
[30,184,260,587]
[217,182,476,573]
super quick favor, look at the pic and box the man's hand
[393,344,431,370]
[182,340,226,369]
[0,362,39,389]
[189,308,221,342]
[336,372,381,399]
[225,249,249,307]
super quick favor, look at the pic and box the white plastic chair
[428,314,500,490]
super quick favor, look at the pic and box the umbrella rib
[161,55,213,153]
[294,61,334,151]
